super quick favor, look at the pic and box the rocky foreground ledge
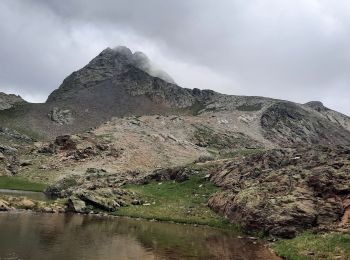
[0,196,64,213]
[208,146,350,238]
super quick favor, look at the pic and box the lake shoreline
[1,184,349,259]
[0,211,281,259]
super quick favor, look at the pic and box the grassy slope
[116,176,237,229]
[273,232,350,260]
[0,176,48,192]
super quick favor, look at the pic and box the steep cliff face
[0,92,25,110]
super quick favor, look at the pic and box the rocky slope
[9,112,264,183]
[0,92,25,110]
[261,101,350,147]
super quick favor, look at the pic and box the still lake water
[0,212,280,260]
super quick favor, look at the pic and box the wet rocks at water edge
[0,199,14,211]
[64,187,136,213]
[0,197,38,211]
[67,197,87,213]
[45,168,140,213]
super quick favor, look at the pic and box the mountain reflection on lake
[0,212,280,260]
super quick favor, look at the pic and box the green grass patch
[0,176,48,192]
[116,176,238,230]
[190,101,206,116]
[219,148,265,159]
[273,232,350,260]
[95,132,115,142]
[236,103,262,111]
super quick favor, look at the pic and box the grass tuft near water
[273,232,350,260]
[0,176,48,192]
[116,176,237,230]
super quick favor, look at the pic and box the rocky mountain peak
[113,46,133,59]
[47,46,175,102]
[90,46,175,83]
[305,101,328,112]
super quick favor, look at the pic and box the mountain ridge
[0,46,350,148]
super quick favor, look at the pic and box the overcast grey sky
[0,0,349,115]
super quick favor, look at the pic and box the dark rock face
[304,101,328,112]
[54,135,77,150]
[46,46,188,106]
[136,166,193,184]
[208,146,350,238]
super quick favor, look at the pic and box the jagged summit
[108,46,175,83]
[304,101,328,112]
[47,46,175,103]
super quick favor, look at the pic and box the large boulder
[46,168,139,213]
[136,166,193,184]
[66,197,87,213]
[17,199,36,209]
[54,135,77,150]
[72,188,122,212]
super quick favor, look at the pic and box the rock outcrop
[208,146,350,238]
[45,168,140,213]
[0,199,14,211]
[261,102,350,147]
[0,92,25,110]
[48,107,74,125]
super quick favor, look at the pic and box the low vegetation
[218,148,265,159]
[116,176,237,229]
[0,176,48,192]
[273,232,350,260]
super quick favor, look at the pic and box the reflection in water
[0,212,280,260]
